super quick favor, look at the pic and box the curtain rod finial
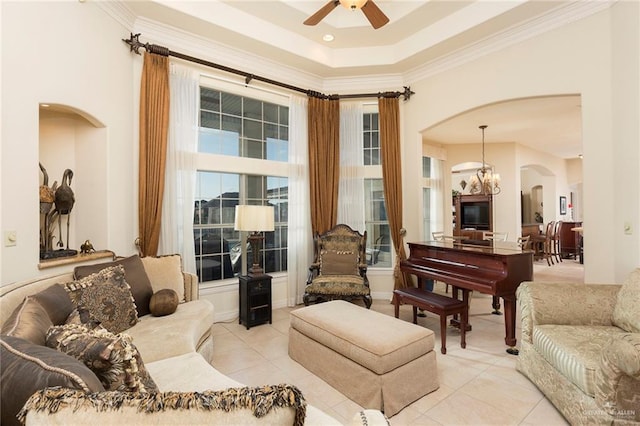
[402,86,415,101]
[123,33,144,55]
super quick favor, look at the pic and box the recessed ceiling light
[323,34,334,42]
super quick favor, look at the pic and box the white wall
[1,2,136,283]
[403,5,639,283]
[611,1,640,276]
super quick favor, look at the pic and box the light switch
[4,231,17,247]
[624,222,632,235]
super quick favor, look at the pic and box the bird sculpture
[39,163,55,214]
[39,163,57,252]
[53,169,75,250]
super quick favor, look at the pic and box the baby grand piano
[400,240,533,355]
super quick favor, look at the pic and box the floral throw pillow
[45,323,158,393]
[64,265,138,334]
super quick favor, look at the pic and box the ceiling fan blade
[361,0,389,29]
[304,0,340,26]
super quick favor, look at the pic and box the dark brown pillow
[0,335,104,426]
[0,297,53,346]
[64,265,138,334]
[149,289,179,317]
[31,284,75,325]
[320,250,359,276]
[46,324,158,393]
[74,255,154,316]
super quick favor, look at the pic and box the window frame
[194,76,291,288]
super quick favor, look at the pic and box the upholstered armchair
[303,224,372,309]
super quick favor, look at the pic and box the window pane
[243,118,262,140]
[201,88,220,112]
[222,115,241,135]
[243,97,262,120]
[422,157,431,178]
[247,175,263,200]
[200,111,219,129]
[244,138,263,159]
[279,106,289,126]
[264,102,278,123]
[423,188,431,241]
[221,92,241,116]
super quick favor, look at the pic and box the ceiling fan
[304,0,390,29]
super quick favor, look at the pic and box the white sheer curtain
[430,158,445,235]
[337,101,365,232]
[158,63,198,274]
[287,95,311,306]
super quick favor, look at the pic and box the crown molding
[94,1,136,32]
[404,0,613,83]
[100,1,612,97]
[135,17,326,95]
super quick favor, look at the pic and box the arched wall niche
[39,103,109,259]
[520,164,555,227]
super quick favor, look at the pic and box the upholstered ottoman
[288,300,438,417]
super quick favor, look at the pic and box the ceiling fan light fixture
[339,0,368,11]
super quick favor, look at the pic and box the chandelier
[469,125,501,195]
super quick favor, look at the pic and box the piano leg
[449,286,472,331]
[492,295,502,315]
[503,295,519,355]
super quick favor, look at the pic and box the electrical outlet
[4,231,17,247]
[624,222,632,235]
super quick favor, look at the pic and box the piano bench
[393,287,469,354]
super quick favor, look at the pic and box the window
[422,157,432,240]
[194,83,289,283]
[363,108,391,267]
[421,155,443,241]
[199,87,289,161]
[364,178,391,267]
[363,112,380,166]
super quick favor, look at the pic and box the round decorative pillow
[149,289,179,317]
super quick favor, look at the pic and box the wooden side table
[239,274,272,329]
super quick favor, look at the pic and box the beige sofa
[516,268,640,425]
[1,255,386,425]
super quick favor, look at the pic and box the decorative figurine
[80,240,95,254]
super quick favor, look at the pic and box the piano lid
[408,240,529,256]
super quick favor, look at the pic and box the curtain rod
[123,33,414,101]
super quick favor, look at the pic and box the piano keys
[400,240,533,354]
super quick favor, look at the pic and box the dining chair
[482,231,508,241]
[542,221,556,266]
[517,235,531,250]
[552,220,563,263]
[432,232,460,242]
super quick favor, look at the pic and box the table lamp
[234,205,275,276]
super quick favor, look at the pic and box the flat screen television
[460,202,490,230]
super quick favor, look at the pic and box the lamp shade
[234,205,275,232]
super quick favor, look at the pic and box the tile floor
[210,259,584,425]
